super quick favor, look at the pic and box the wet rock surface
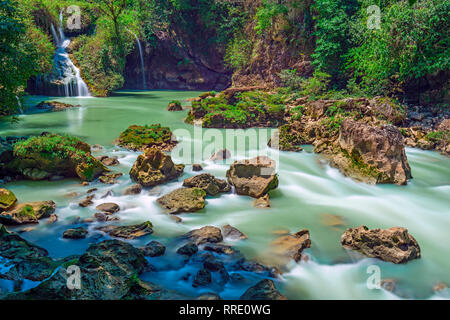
[63,227,88,239]
[227,156,279,198]
[183,174,231,196]
[240,279,287,300]
[141,241,166,257]
[130,148,184,187]
[341,226,421,264]
[97,222,154,239]
[270,230,311,264]
[157,188,206,214]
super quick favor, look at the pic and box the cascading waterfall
[128,30,147,89]
[43,13,90,97]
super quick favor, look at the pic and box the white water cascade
[129,30,147,89]
[46,13,90,97]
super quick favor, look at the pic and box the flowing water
[0,91,449,300]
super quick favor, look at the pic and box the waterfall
[15,96,24,114]
[128,30,147,89]
[45,12,90,97]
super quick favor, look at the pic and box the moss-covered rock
[0,201,56,225]
[129,148,184,187]
[182,174,231,196]
[0,189,17,212]
[36,101,80,112]
[157,188,207,214]
[117,124,177,151]
[167,100,183,111]
[186,90,286,128]
[11,134,107,182]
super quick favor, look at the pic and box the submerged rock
[192,269,212,287]
[177,242,199,256]
[97,222,153,239]
[0,225,55,281]
[182,226,223,245]
[141,241,166,257]
[226,156,279,198]
[123,184,142,195]
[341,226,421,264]
[240,279,287,300]
[157,188,206,214]
[0,188,17,212]
[270,229,311,263]
[63,227,88,239]
[36,101,80,112]
[197,293,222,300]
[130,148,184,187]
[183,174,231,196]
[117,124,177,151]
[0,201,56,225]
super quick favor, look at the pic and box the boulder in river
[97,221,153,239]
[270,229,311,263]
[222,224,247,240]
[192,164,203,172]
[226,156,279,198]
[129,148,184,187]
[167,101,183,111]
[328,119,412,185]
[117,124,177,151]
[181,226,223,245]
[192,269,212,287]
[240,279,287,300]
[79,195,95,207]
[63,227,88,239]
[0,201,56,225]
[96,203,120,214]
[123,184,142,195]
[9,134,107,182]
[0,188,17,212]
[341,226,421,264]
[176,242,199,256]
[182,173,231,196]
[157,188,206,214]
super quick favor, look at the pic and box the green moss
[16,205,36,219]
[424,130,449,143]
[340,148,382,180]
[118,124,173,149]
[188,90,286,128]
[0,188,17,210]
[13,134,91,163]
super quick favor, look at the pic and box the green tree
[0,0,52,116]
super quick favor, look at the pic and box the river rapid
[0,91,449,299]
